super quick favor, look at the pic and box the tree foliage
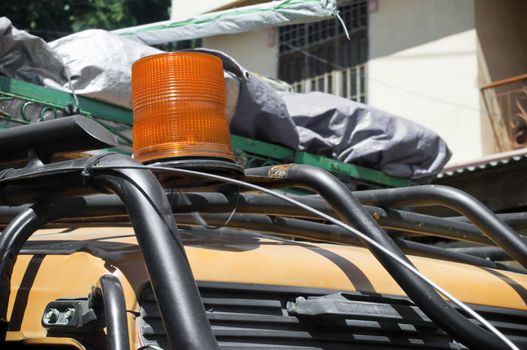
[0,0,170,41]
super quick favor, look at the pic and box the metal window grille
[278,0,368,103]
[481,74,527,151]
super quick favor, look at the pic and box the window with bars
[278,0,368,103]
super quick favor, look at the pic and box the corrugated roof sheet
[437,148,527,179]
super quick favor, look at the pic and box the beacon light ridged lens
[131,52,235,165]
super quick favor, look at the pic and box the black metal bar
[98,275,130,350]
[451,212,527,234]
[1,203,494,271]
[91,157,218,350]
[0,192,493,245]
[245,164,506,350]
[371,206,491,244]
[0,154,219,350]
[354,185,527,269]
[394,239,499,268]
[0,157,104,206]
[177,213,360,243]
[175,212,499,269]
[0,200,87,337]
[448,246,511,261]
[0,115,117,164]
[489,212,527,233]
[0,204,53,340]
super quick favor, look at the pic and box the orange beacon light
[131,52,236,167]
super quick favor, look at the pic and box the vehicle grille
[139,282,527,349]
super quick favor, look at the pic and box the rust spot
[268,164,294,179]
[372,212,381,220]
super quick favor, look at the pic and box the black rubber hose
[354,185,527,269]
[98,274,130,350]
[92,157,218,350]
[245,164,507,350]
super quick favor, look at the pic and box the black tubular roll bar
[0,115,117,164]
[0,153,219,350]
[451,212,527,233]
[244,164,510,350]
[91,163,218,350]
[449,246,511,261]
[172,213,499,269]
[0,155,524,349]
[97,275,129,350]
[0,192,494,245]
[354,185,527,269]
[0,203,501,270]
[0,202,68,339]
[168,192,492,245]
[0,192,516,267]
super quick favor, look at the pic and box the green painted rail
[0,76,132,125]
[231,135,410,187]
[0,75,410,187]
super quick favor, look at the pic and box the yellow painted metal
[7,248,139,348]
[6,226,527,347]
[4,336,86,349]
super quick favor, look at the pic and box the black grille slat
[213,329,450,347]
[203,297,284,308]
[139,282,527,349]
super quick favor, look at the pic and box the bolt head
[64,308,76,320]
[45,308,60,323]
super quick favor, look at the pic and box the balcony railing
[481,73,527,151]
[290,64,367,103]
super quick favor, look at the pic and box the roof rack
[0,75,409,188]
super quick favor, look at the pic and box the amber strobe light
[131,52,235,164]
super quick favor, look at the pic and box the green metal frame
[0,76,409,187]
[231,136,410,187]
[0,76,133,125]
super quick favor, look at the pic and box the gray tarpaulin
[229,73,451,179]
[279,91,452,179]
[196,48,451,178]
[0,17,161,109]
[112,0,337,45]
[49,29,162,108]
[0,17,66,90]
[0,18,451,179]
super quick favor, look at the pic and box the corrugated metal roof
[437,148,527,179]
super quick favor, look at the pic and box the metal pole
[98,275,130,350]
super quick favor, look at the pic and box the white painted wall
[368,0,487,165]
[171,0,278,77]
[475,0,527,153]
[171,0,244,20]
[203,29,279,78]
[174,0,510,165]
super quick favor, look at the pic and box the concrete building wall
[171,0,265,20]
[475,0,527,153]
[475,0,527,84]
[368,0,484,165]
[171,0,242,20]
[173,0,525,164]
[202,29,279,78]
[171,0,278,77]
